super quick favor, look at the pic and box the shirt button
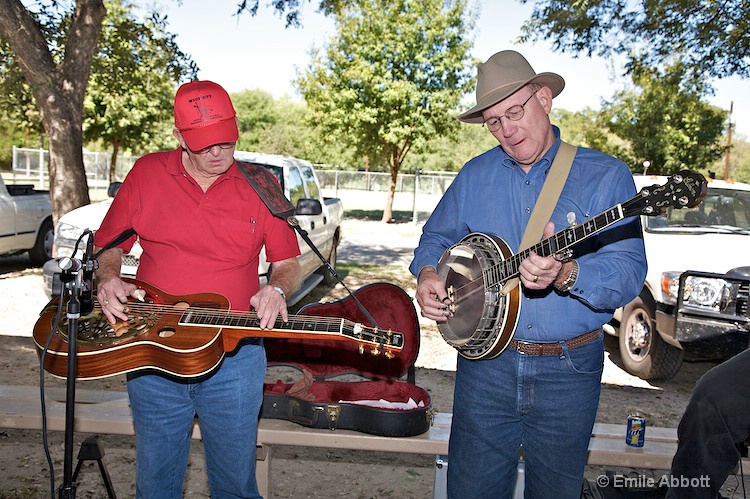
[525,180,530,185]
[526,207,531,213]
[527,324,532,329]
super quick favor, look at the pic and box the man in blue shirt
[410,50,647,498]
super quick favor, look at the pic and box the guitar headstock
[624,170,707,218]
[351,324,404,359]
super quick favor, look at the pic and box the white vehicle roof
[633,174,750,192]
[234,151,313,168]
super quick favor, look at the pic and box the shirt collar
[165,147,241,182]
[500,125,563,174]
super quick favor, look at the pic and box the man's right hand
[415,267,453,323]
[96,276,142,324]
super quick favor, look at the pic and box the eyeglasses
[483,89,539,132]
[189,142,236,155]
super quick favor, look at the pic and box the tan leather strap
[502,141,578,294]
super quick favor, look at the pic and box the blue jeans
[127,342,266,499]
[447,335,604,499]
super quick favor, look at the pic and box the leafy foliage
[519,0,750,82]
[296,0,476,220]
[597,62,726,175]
[235,0,355,27]
[84,0,197,177]
[712,133,750,183]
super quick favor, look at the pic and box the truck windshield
[647,188,750,231]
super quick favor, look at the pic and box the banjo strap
[501,141,578,294]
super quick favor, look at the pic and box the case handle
[287,400,340,430]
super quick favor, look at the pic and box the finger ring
[103,299,109,305]
[532,275,539,283]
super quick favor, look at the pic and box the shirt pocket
[219,216,262,255]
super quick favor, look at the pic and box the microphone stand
[286,216,381,330]
[57,256,84,499]
[58,231,98,499]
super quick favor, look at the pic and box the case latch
[426,407,436,426]
[326,404,341,430]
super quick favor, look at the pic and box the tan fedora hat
[458,50,565,124]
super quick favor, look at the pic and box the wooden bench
[0,384,685,497]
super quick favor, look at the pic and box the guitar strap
[235,159,386,334]
[501,141,578,294]
[236,160,296,219]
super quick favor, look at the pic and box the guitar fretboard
[179,308,404,348]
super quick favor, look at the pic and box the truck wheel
[619,295,683,380]
[320,244,338,286]
[28,218,54,265]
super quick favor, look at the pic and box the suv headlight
[54,222,85,257]
[661,271,733,312]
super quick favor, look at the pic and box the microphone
[80,231,97,315]
[58,256,82,273]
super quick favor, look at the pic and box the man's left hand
[250,285,288,329]
[519,221,563,289]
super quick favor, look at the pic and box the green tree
[715,137,750,183]
[404,121,496,172]
[519,0,750,82]
[0,0,106,223]
[84,0,196,181]
[296,0,476,222]
[597,63,726,175]
[0,0,329,223]
[550,107,632,165]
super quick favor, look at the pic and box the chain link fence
[11,146,139,200]
[316,169,456,223]
[9,147,456,222]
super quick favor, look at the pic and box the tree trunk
[382,160,399,224]
[110,136,120,183]
[0,0,106,225]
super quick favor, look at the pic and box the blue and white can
[626,413,646,447]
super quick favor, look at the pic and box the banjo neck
[493,204,626,284]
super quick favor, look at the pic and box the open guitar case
[262,282,432,437]
[236,162,432,437]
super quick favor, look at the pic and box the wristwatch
[272,286,286,300]
[556,260,579,293]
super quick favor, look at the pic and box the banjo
[436,170,707,360]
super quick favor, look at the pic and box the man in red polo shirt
[94,80,301,498]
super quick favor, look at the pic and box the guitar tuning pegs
[370,346,380,356]
[358,344,364,355]
[384,351,395,360]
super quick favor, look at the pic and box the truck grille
[122,255,140,268]
[737,281,750,317]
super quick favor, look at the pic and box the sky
[152,0,748,139]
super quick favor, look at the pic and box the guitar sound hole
[158,328,176,338]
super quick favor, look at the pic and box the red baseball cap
[174,80,238,151]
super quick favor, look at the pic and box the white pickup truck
[606,174,750,380]
[0,175,53,265]
[43,152,343,305]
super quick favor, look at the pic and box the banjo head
[436,233,520,359]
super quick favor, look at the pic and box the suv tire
[29,218,54,265]
[619,293,683,380]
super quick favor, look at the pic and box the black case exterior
[261,282,432,437]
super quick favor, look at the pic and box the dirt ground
[0,219,746,498]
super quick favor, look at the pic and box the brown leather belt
[507,329,602,356]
